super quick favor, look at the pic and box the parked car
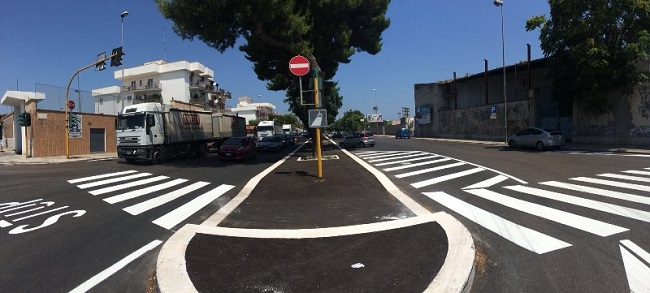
[273,134,290,147]
[507,127,564,150]
[395,128,410,139]
[218,136,257,161]
[257,136,284,152]
[285,133,298,145]
[339,131,376,148]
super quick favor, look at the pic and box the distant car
[218,136,257,161]
[339,131,375,148]
[257,136,284,152]
[395,128,410,139]
[285,133,298,145]
[273,134,290,147]
[508,127,564,151]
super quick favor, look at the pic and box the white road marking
[619,240,650,293]
[365,151,423,162]
[77,173,152,189]
[598,173,650,183]
[505,185,650,223]
[374,155,440,166]
[395,162,466,178]
[68,170,138,184]
[12,206,69,222]
[423,191,571,254]
[383,158,452,172]
[462,175,509,189]
[412,167,484,188]
[69,240,162,293]
[123,181,211,215]
[152,184,235,229]
[622,154,650,157]
[464,188,627,236]
[88,176,169,196]
[103,179,189,204]
[570,177,650,192]
[0,220,12,227]
[622,170,650,176]
[541,181,650,206]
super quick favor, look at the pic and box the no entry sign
[289,55,310,76]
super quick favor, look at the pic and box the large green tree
[156,0,390,127]
[332,109,367,132]
[526,0,650,114]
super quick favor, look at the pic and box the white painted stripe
[423,191,571,254]
[384,158,452,172]
[77,173,152,189]
[505,185,650,223]
[375,155,440,166]
[355,151,385,157]
[541,181,650,206]
[153,184,235,229]
[366,152,423,162]
[465,189,627,236]
[622,154,650,157]
[463,175,508,189]
[622,170,650,176]
[104,179,189,204]
[0,203,38,214]
[620,240,650,293]
[123,181,210,215]
[89,176,169,196]
[12,206,69,222]
[412,167,484,188]
[598,173,650,183]
[0,220,12,228]
[368,153,430,163]
[69,240,162,293]
[289,63,309,68]
[428,152,527,184]
[68,170,138,184]
[570,177,650,192]
[361,151,419,160]
[395,162,465,178]
[0,199,42,211]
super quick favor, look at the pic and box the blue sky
[0,0,550,120]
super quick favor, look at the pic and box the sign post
[289,55,323,179]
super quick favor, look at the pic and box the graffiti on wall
[639,86,650,119]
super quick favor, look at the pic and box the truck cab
[116,103,165,163]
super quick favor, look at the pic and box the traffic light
[17,112,24,126]
[24,113,31,127]
[110,46,124,67]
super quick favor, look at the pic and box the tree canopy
[156,0,390,126]
[526,0,650,114]
[330,109,367,131]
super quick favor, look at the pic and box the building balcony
[123,83,162,93]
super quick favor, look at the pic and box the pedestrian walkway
[0,152,117,165]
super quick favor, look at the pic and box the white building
[228,96,276,124]
[92,60,231,115]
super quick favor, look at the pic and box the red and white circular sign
[67,100,76,110]
[289,55,310,76]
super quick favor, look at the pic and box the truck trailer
[116,103,245,163]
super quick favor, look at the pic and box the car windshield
[223,138,245,145]
[261,136,277,142]
[117,114,145,130]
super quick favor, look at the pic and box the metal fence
[34,83,96,113]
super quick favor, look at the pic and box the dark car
[257,136,284,152]
[285,133,298,145]
[395,128,410,139]
[218,136,257,161]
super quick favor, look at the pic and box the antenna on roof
[163,27,167,61]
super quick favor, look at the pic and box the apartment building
[228,96,276,124]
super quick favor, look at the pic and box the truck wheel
[198,144,208,157]
[151,147,164,164]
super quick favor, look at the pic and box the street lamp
[494,0,507,143]
[121,11,128,47]
[372,89,379,133]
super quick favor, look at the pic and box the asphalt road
[359,136,650,292]
[2,137,649,292]
[0,149,290,293]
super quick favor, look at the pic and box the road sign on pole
[289,55,310,76]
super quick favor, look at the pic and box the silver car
[339,131,376,148]
[508,127,564,151]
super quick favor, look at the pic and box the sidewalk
[0,151,117,165]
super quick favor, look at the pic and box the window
[99,98,103,105]
[127,96,132,102]
[130,81,136,89]
[147,79,153,87]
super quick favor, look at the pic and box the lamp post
[120,11,128,85]
[372,89,378,134]
[494,0,507,143]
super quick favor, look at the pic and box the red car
[218,136,257,161]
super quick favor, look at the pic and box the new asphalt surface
[2,138,650,292]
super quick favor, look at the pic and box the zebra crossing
[68,170,235,230]
[355,150,650,288]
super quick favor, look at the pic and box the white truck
[256,120,283,140]
[282,124,292,134]
[116,103,245,164]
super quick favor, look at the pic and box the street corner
[157,216,454,293]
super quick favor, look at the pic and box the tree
[157,0,390,126]
[334,109,367,132]
[248,119,260,126]
[526,0,650,114]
